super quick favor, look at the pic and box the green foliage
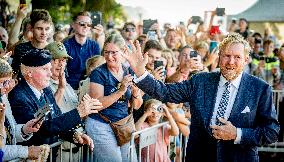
[31,0,126,26]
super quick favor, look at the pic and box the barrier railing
[128,121,188,162]
[258,89,284,153]
[9,140,93,162]
[129,122,169,162]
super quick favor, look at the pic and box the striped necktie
[216,82,231,126]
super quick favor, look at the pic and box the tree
[31,0,126,26]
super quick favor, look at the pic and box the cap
[45,42,72,59]
[21,49,52,67]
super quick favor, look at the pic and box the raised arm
[122,41,192,104]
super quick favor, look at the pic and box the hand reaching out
[121,40,148,77]
[152,66,165,80]
[77,94,103,118]
[28,146,43,160]
[118,74,133,93]
[73,132,94,151]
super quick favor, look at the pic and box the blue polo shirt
[64,36,100,90]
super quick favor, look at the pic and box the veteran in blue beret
[8,49,101,153]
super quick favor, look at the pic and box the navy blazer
[8,78,82,146]
[136,72,279,162]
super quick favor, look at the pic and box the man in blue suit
[8,50,102,148]
[123,33,279,162]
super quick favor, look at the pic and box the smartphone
[216,8,225,16]
[191,16,201,24]
[154,60,166,77]
[33,104,50,127]
[143,19,157,34]
[154,60,164,69]
[19,0,27,9]
[190,51,198,58]
[91,11,102,27]
[209,41,218,53]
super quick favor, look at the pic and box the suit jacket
[8,78,82,146]
[136,72,279,162]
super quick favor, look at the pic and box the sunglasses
[77,21,92,28]
[124,28,135,32]
[0,79,10,88]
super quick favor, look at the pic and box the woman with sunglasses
[85,33,143,162]
[0,59,44,161]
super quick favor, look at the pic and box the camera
[154,105,164,112]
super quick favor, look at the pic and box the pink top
[140,122,171,162]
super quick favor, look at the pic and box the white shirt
[211,72,243,144]
[27,82,42,100]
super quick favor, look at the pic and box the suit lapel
[228,73,250,123]
[203,72,221,129]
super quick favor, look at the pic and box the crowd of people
[0,3,283,162]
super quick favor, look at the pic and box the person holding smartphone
[0,58,44,161]
[166,45,205,83]
[144,40,165,81]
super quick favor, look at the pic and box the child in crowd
[78,55,105,100]
[135,99,179,162]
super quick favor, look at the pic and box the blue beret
[21,49,52,67]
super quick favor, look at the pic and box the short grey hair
[102,33,125,53]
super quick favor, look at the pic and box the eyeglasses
[76,21,92,28]
[0,79,10,88]
[103,50,120,56]
[124,28,135,32]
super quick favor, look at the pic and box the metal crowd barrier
[9,140,93,162]
[168,133,188,162]
[258,89,284,153]
[128,121,188,162]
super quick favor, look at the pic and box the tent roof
[230,0,284,22]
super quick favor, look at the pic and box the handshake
[77,94,103,118]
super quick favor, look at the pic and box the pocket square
[241,106,250,113]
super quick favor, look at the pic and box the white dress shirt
[27,82,42,100]
[211,72,243,144]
